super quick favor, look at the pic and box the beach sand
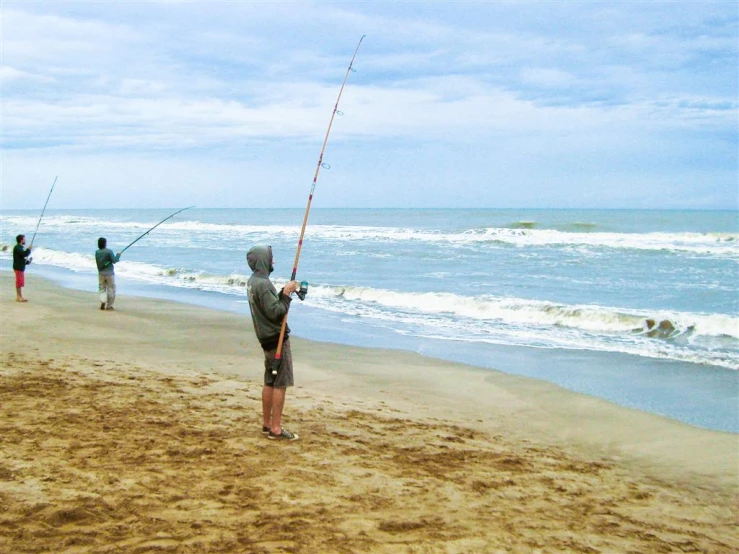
[1,273,737,553]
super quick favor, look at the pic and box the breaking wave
[3,246,737,370]
[3,246,736,338]
[2,214,737,257]
[316,285,738,340]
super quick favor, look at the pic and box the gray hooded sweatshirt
[246,245,291,350]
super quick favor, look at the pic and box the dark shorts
[263,339,294,388]
[14,270,25,288]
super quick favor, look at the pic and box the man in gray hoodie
[246,245,300,441]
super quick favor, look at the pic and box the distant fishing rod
[271,35,366,374]
[120,206,195,255]
[30,176,58,248]
[102,206,194,269]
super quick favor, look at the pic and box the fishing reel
[296,281,309,301]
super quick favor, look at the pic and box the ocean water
[2,208,737,432]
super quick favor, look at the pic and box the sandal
[267,428,299,441]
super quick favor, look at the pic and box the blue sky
[1,1,737,210]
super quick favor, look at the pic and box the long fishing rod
[30,176,58,248]
[120,206,195,255]
[271,35,366,374]
[102,206,195,269]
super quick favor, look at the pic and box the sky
[1,1,737,210]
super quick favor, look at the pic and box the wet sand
[1,273,737,553]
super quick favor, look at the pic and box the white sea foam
[0,214,149,230]
[3,245,736,369]
[309,284,739,340]
[304,289,739,370]
[2,214,737,257]
[21,247,97,273]
[5,246,737,342]
[0,214,297,237]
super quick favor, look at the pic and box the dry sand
[1,273,737,553]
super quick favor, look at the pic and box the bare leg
[269,387,287,434]
[262,385,273,429]
[16,287,26,302]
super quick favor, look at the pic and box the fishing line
[271,35,366,374]
[30,176,58,248]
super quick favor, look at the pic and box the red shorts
[14,270,25,288]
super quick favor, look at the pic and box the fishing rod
[119,206,195,255]
[30,176,58,248]
[101,206,195,269]
[271,35,366,374]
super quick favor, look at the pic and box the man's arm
[102,249,121,268]
[259,287,292,322]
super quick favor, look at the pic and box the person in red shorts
[12,234,32,302]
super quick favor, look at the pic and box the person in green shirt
[95,237,121,311]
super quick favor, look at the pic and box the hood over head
[247,245,273,275]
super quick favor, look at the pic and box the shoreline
[2,272,737,479]
[4,264,738,434]
[1,273,737,552]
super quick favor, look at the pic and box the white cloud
[0,65,54,83]
[519,68,576,89]
[1,2,736,209]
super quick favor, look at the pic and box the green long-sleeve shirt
[95,248,120,275]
